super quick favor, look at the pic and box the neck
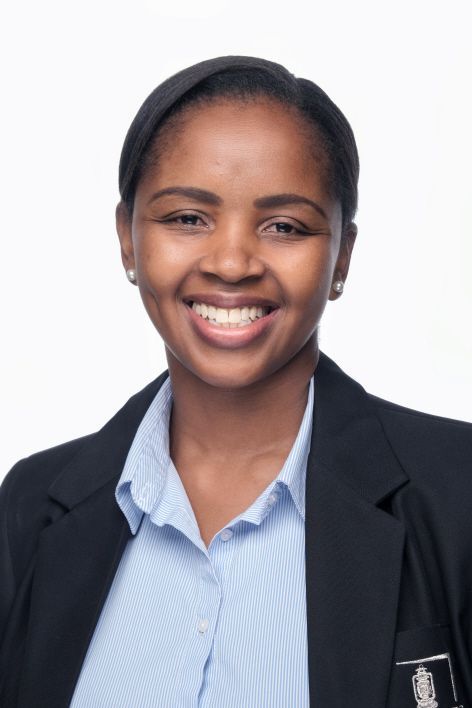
[167,339,318,463]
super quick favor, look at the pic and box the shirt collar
[236,376,313,525]
[116,374,314,533]
[275,374,314,520]
[116,376,173,534]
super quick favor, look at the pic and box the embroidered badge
[412,664,438,707]
[396,652,462,707]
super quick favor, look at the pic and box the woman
[1,55,471,708]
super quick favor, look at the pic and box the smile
[190,301,272,328]
[184,298,280,349]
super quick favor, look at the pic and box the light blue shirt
[70,374,314,708]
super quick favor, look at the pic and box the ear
[329,222,357,301]
[116,201,136,274]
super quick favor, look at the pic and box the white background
[1,0,471,481]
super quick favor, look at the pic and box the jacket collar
[21,353,408,708]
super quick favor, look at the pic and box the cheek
[276,243,335,312]
[134,230,188,296]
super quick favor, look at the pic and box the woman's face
[117,98,356,389]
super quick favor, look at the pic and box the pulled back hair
[118,56,359,229]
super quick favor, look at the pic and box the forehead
[142,98,332,200]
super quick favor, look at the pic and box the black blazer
[1,352,472,707]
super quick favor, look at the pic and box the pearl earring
[126,268,137,283]
[332,280,344,294]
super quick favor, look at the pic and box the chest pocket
[387,624,465,707]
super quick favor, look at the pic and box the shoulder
[366,395,472,602]
[1,434,94,502]
[369,392,472,449]
[317,352,472,470]
[368,393,472,487]
[1,372,168,587]
[1,370,168,515]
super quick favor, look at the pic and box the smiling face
[117,97,356,389]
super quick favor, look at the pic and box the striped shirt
[70,374,313,707]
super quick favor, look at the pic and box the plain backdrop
[1,0,471,482]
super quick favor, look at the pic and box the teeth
[216,308,229,324]
[228,308,241,323]
[191,301,271,326]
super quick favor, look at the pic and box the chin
[195,363,274,390]
[170,349,284,390]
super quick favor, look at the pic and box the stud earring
[332,280,344,294]
[126,268,137,284]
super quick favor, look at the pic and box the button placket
[194,556,220,649]
[208,523,240,588]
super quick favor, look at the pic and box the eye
[264,221,306,236]
[158,212,208,228]
[274,222,297,233]
[176,214,204,226]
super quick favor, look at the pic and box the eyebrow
[148,186,327,219]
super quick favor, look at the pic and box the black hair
[118,56,359,229]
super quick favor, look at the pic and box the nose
[198,220,266,283]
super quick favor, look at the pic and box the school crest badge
[412,664,438,707]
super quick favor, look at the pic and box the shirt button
[197,618,209,634]
[268,492,278,505]
[220,528,233,542]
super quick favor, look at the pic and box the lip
[184,300,281,350]
[183,293,279,310]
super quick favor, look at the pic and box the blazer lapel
[18,483,130,708]
[17,373,168,708]
[306,353,408,706]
